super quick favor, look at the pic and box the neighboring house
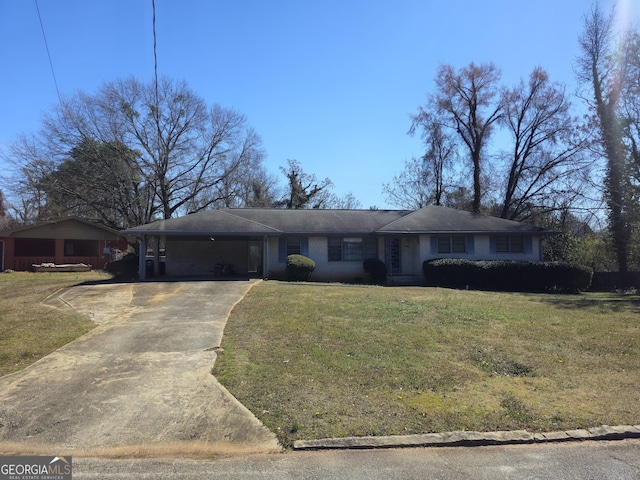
[123,206,554,284]
[0,217,130,272]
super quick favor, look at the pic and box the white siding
[421,234,543,262]
[266,236,373,282]
[310,236,369,282]
[267,234,543,283]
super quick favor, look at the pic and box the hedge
[423,259,593,293]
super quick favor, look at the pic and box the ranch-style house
[123,205,554,284]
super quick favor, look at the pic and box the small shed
[0,217,129,272]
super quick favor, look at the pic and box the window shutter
[430,236,438,255]
[466,236,475,255]
[489,236,497,253]
[278,237,287,263]
[301,237,309,256]
[524,236,533,254]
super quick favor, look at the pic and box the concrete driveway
[0,280,281,457]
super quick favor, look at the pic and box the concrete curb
[293,425,640,450]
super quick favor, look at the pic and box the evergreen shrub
[104,253,139,279]
[363,258,388,285]
[286,254,316,281]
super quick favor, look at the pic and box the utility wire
[34,0,61,104]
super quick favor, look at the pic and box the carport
[123,210,280,280]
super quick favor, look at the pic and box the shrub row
[423,258,593,293]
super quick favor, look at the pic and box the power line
[34,0,61,103]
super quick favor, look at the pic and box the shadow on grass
[539,293,640,313]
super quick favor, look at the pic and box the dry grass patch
[213,282,640,447]
[0,271,112,376]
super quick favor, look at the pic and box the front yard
[213,282,640,447]
[0,271,111,376]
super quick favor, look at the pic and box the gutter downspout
[0,240,4,272]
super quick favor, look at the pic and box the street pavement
[74,439,640,479]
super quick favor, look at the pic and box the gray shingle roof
[122,206,553,236]
[377,206,551,234]
[0,217,125,237]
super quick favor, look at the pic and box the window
[328,237,377,262]
[286,237,301,256]
[14,238,55,256]
[278,237,309,262]
[327,237,342,261]
[494,236,525,253]
[343,238,363,261]
[437,236,467,254]
[64,239,99,257]
[437,236,451,254]
[431,236,474,256]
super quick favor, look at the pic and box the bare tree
[4,134,57,222]
[499,67,588,220]
[324,192,362,209]
[0,189,5,219]
[0,188,11,230]
[420,62,503,213]
[404,113,457,207]
[621,32,640,222]
[235,164,281,208]
[576,5,634,273]
[204,159,280,209]
[4,76,265,226]
[103,77,265,219]
[277,159,333,209]
[444,185,475,211]
[383,157,441,210]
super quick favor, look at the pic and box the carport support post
[153,236,160,277]
[139,236,147,281]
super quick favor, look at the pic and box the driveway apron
[0,280,281,456]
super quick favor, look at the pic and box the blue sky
[1,0,638,209]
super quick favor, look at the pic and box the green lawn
[0,271,112,377]
[213,282,640,447]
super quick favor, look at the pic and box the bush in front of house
[286,254,316,281]
[363,258,387,285]
[104,253,139,280]
[423,259,593,293]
